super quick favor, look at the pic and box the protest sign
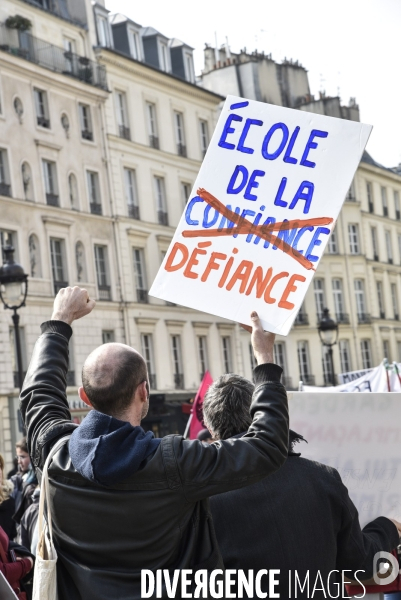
[289,392,401,527]
[150,95,372,335]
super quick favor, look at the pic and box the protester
[0,454,16,540]
[20,487,39,555]
[203,373,401,599]
[10,438,37,534]
[0,453,34,600]
[19,286,289,599]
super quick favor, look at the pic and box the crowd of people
[0,285,399,599]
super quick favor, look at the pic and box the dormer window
[97,15,110,47]
[159,40,170,72]
[128,28,141,60]
[184,52,195,83]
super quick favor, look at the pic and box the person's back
[20,288,289,599]
[203,377,400,600]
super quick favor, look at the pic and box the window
[385,230,393,264]
[34,88,50,128]
[313,278,325,319]
[274,342,289,386]
[322,346,332,385]
[171,335,184,388]
[249,343,257,371]
[42,160,58,206]
[154,176,168,225]
[395,191,401,220]
[391,283,399,320]
[381,186,388,217]
[10,326,27,388]
[360,340,372,369]
[102,330,115,344]
[50,238,67,294]
[146,103,159,148]
[124,168,139,219]
[367,182,374,213]
[97,15,109,47]
[116,92,130,140]
[68,173,79,209]
[94,245,111,300]
[398,235,401,265]
[28,234,41,278]
[332,279,345,321]
[0,149,11,197]
[181,182,191,208]
[184,51,195,83]
[198,336,208,379]
[297,341,313,384]
[79,104,93,141]
[327,227,338,254]
[133,248,147,303]
[348,224,360,254]
[141,334,156,388]
[75,241,87,282]
[377,281,385,319]
[128,28,141,60]
[159,40,169,72]
[354,279,367,321]
[63,38,75,73]
[87,171,102,214]
[371,227,379,261]
[0,230,17,261]
[199,120,209,157]
[339,340,352,373]
[346,181,355,201]
[174,112,186,157]
[21,162,33,201]
[221,336,233,372]
[383,340,390,361]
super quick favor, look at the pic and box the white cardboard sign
[289,392,401,527]
[150,95,372,335]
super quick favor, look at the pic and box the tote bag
[32,435,71,600]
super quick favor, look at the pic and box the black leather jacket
[20,321,289,600]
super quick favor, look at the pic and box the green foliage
[5,15,32,32]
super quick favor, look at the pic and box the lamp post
[318,308,338,386]
[0,246,28,390]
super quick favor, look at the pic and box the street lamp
[0,246,28,390]
[318,308,338,386]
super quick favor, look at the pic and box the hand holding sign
[241,311,275,365]
[150,95,372,335]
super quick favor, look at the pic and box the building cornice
[359,160,401,184]
[97,49,224,105]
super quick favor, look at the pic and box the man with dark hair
[20,286,289,599]
[10,437,37,539]
[203,373,401,599]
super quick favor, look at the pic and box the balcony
[158,211,169,226]
[177,143,187,158]
[128,204,140,220]
[301,374,315,386]
[282,375,293,389]
[0,182,11,197]
[373,254,379,262]
[383,207,388,217]
[149,135,159,149]
[67,371,75,386]
[46,193,59,206]
[388,258,393,265]
[136,289,148,304]
[336,312,350,324]
[13,371,27,388]
[294,312,309,325]
[98,285,111,301]
[380,311,386,320]
[81,129,93,141]
[368,202,374,214]
[395,314,400,321]
[119,125,131,140]
[149,373,157,389]
[54,280,68,295]
[357,313,371,324]
[174,373,185,389]
[0,24,107,90]
[37,116,50,128]
[90,202,102,215]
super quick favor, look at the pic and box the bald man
[20,286,289,600]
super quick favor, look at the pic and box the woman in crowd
[0,453,34,600]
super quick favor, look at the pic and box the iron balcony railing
[136,289,148,304]
[0,23,107,90]
[282,375,293,389]
[149,374,157,389]
[357,313,371,324]
[174,373,185,389]
[13,371,27,388]
[119,125,131,140]
[301,374,315,386]
[158,211,169,226]
[81,129,93,141]
[54,280,68,295]
[149,135,159,149]
[66,371,75,386]
[177,143,187,158]
[294,312,309,325]
[336,312,350,324]
[90,202,102,215]
[128,204,140,219]
[0,182,11,197]
[46,193,59,206]
[98,285,111,301]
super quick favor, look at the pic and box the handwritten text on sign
[150,96,372,335]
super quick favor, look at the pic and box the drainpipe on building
[97,99,131,347]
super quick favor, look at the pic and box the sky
[105,0,401,168]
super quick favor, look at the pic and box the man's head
[79,343,149,422]
[16,437,31,474]
[203,374,254,440]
